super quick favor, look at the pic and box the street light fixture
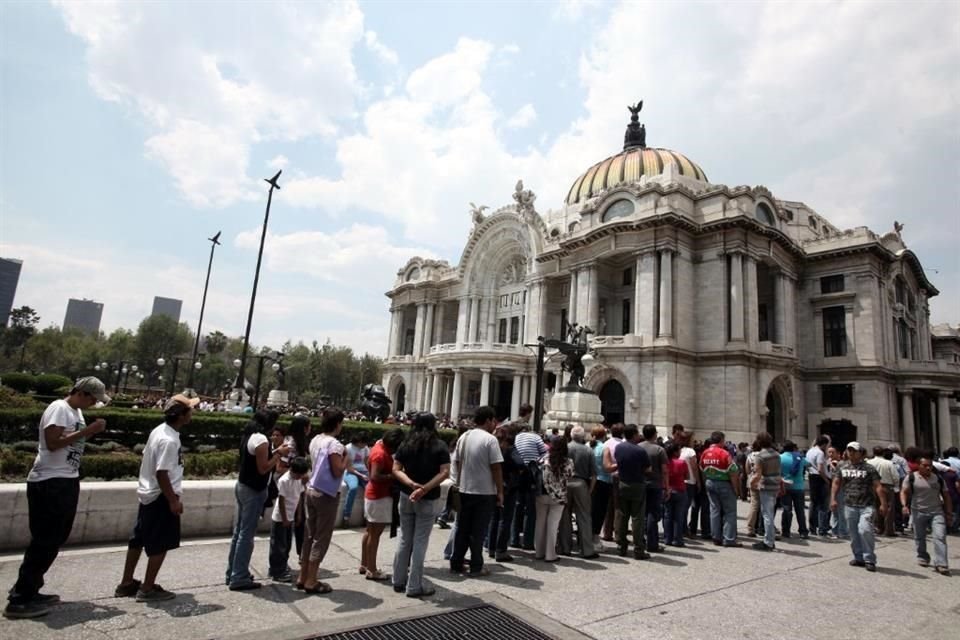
[186,230,222,394]
[234,170,282,405]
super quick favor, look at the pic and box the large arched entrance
[766,388,785,443]
[819,419,856,451]
[395,383,406,414]
[599,380,625,426]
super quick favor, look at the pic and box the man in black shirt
[606,424,651,559]
[830,441,887,572]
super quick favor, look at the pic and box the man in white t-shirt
[114,393,198,603]
[450,406,503,576]
[4,377,109,620]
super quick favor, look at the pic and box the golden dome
[565,146,708,205]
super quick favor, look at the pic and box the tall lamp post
[185,231,221,394]
[234,170,282,405]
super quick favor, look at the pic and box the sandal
[303,582,332,594]
[365,570,390,581]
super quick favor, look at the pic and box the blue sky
[1,0,958,356]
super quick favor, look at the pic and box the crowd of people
[5,375,957,619]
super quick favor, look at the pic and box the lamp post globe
[101,362,109,369]
[271,362,280,372]
[94,365,101,372]
[581,353,595,368]
[233,358,242,368]
[157,357,165,367]
[194,361,203,370]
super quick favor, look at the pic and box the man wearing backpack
[901,456,952,576]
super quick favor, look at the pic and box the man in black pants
[5,377,109,619]
[450,406,503,576]
[806,435,831,536]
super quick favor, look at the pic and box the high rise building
[63,298,103,335]
[0,257,22,326]
[151,296,183,323]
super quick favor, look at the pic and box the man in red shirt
[700,432,742,547]
[361,429,405,581]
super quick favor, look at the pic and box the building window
[910,328,918,360]
[622,299,631,336]
[823,306,846,357]
[403,328,415,355]
[511,292,521,306]
[545,372,557,391]
[602,198,634,222]
[466,380,480,407]
[898,319,909,359]
[755,203,775,225]
[498,318,507,343]
[560,309,569,339]
[510,317,520,344]
[820,274,844,294]
[822,384,853,407]
[809,217,818,230]
[758,304,770,342]
[499,294,509,308]
[560,283,570,298]
[907,291,916,313]
[405,267,420,282]
[895,277,906,305]
[622,268,633,286]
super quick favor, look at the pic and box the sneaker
[799,533,809,539]
[864,563,877,572]
[918,559,930,568]
[751,542,774,552]
[135,585,176,602]
[494,553,514,562]
[3,601,50,619]
[393,584,406,593]
[406,587,436,598]
[271,573,293,583]
[32,593,61,606]
[934,566,951,576]
[228,581,262,591]
[114,579,142,598]
[849,559,866,567]
[633,551,651,560]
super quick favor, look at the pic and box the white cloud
[506,103,537,129]
[553,0,603,22]
[365,30,399,65]
[499,44,520,55]
[54,0,365,208]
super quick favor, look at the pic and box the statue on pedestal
[360,383,392,421]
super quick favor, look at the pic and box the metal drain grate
[308,604,557,640]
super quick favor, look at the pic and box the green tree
[2,306,40,369]
[205,330,228,355]
[134,315,193,372]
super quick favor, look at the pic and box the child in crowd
[268,456,309,582]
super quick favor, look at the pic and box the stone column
[392,307,406,355]
[434,302,446,346]
[450,369,463,420]
[445,375,453,416]
[658,250,673,338]
[469,297,481,343]
[480,369,492,407]
[484,297,496,345]
[774,273,786,344]
[635,252,656,340]
[412,303,426,359]
[536,280,549,339]
[429,371,441,414]
[422,303,435,355]
[568,269,579,326]
[744,256,758,345]
[455,298,469,345]
[783,276,796,349]
[938,391,952,454]
[901,390,916,448]
[386,309,398,357]
[511,373,523,420]
[580,264,599,333]
[729,253,745,341]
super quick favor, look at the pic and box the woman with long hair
[298,408,347,594]
[534,436,573,562]
[286,414,311,463]
[226,410,287,590]
[392,412,450,598]
[342,432,370,527]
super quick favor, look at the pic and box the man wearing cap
[114,394,198,602]
[4,377,109,619]
[831,441,888,572]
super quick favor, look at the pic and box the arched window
[405,267,421,282]
[602,199,634,223]
[755,202,775,226]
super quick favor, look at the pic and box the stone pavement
[1,501,957,640]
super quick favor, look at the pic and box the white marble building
[382,108,960,449]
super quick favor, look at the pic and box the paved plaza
[1,501,957,640]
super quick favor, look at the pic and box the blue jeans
[343,471,367,521]
[706,479,738,544]
[226,482,267,586]
[512,486,537,548]
[844,505,877,564]
[645,487,663,550]
[393,496,438,595]
[663,489,689,545]
[831,490,848,537]
[780,489,808,536]
[809,475,830,535]
[759,490,778,548]
[912,511,948,568]
[488,489,518,556]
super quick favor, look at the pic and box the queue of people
[5,377,956,620]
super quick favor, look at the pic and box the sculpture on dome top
[469,202,488,226]
[624,100,647,150]
[894,220,904,238]
[513,180,537,217]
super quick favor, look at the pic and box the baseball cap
[74,376,110,403]
[164,393,200,413]
[845,441,866,452]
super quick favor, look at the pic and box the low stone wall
[0,479,369,552]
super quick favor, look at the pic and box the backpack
[905,470,944,493]
[528,459,545,496]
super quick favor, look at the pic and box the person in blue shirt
[780,441,810,538]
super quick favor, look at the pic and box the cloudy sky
[1,0,958,356]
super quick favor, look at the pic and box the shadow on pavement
[325,589,384,613]
[774,548,822,559]
[647,555,686,567]
[874,566,930,579]
[144,592,225,617]
[29,601,125,630]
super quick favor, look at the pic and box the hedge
[0,449,241,481]
[0,408,458,452]
[0,373,34,393]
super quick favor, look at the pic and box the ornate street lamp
[186,231,221,393]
